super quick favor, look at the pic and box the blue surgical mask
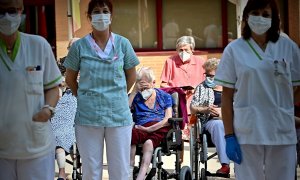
[205,77,216,88]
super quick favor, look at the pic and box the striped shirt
[64,33,140,127]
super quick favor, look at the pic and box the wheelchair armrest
[196,113,210,124]
[168,117,183,129]
[168,117,182,124]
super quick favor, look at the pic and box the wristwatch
[42,104,55,118]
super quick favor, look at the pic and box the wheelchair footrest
[145,168,156,180]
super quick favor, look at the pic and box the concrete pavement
[55,142,300,180]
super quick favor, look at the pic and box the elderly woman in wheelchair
[128,67,192,180]
[128,67,173,180]
[190,58,230,178]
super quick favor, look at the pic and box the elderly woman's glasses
[204,73,215,78]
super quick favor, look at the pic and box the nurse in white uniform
[0,0,62,179]
[215,0,300,180]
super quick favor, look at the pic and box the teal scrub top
[64,33,140,127]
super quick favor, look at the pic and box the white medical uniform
[215,36,300,180]
[0,32,62,179]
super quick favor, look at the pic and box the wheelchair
[134,91,192,180]
[189,113,230,180]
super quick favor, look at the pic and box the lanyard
[246,40,263,60]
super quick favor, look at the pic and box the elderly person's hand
[135,125,153,133]
[137,80,151,91]
[206,105,220,117]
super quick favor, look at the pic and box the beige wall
[55,0,90,59]
[288,0,300,45]
[54,0,299,70]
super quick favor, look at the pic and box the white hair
[136,67,155,82]
[176,36,195,50]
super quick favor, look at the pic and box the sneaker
[216,164,230,175]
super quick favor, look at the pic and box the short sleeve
[64,40,81,72]
[43,40,62,89]
[121,38,140,70]
[163,92,173,109]
[160,58,171,83]
[215,45,236,89]
[190,84,201,107]
[291,42,300,86]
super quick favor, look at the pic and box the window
[227,0,237,43]
[112,0,157,49]
[111,0,238,51]
[22,0,56,56]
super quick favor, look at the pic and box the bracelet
[224,133,235,138]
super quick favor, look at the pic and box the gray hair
[136,67,155,82]
[176,36,195,51]
[202,58,220,71]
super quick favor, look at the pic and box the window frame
[130,0,230,54]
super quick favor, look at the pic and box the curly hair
[202,58,220,72]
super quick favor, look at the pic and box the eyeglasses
[204,73,215,78]
[0,8,21,18]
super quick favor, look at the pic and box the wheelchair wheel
[190,124,201,180]
[72,172,82,180]
[200,134,207,163]
[179,166,192,180]
[189,127,195,177]
[200,168,207,180]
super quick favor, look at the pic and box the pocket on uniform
[77,94,101,120]
[26,71,43,95]
[276,107,294,134]
[32,121,48,146]
[114,54,124,80]
[234,107,253,134]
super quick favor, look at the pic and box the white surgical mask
[0,13,21,36]
[179,51,191,62]
[248,15,272,35]
[141,88,154,100]
[91,13,111,31]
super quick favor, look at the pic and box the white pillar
[67,0,73,40]
[236,0,248,38]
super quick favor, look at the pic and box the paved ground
[55,142,300,180]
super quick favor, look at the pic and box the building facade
[22,0,300,83]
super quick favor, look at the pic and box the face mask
[248,15,272,35]
[179,51,191,62]
[0,13,21,36]
[141,88,154,100]
[91,13,111,31]
[205,77,216,88]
